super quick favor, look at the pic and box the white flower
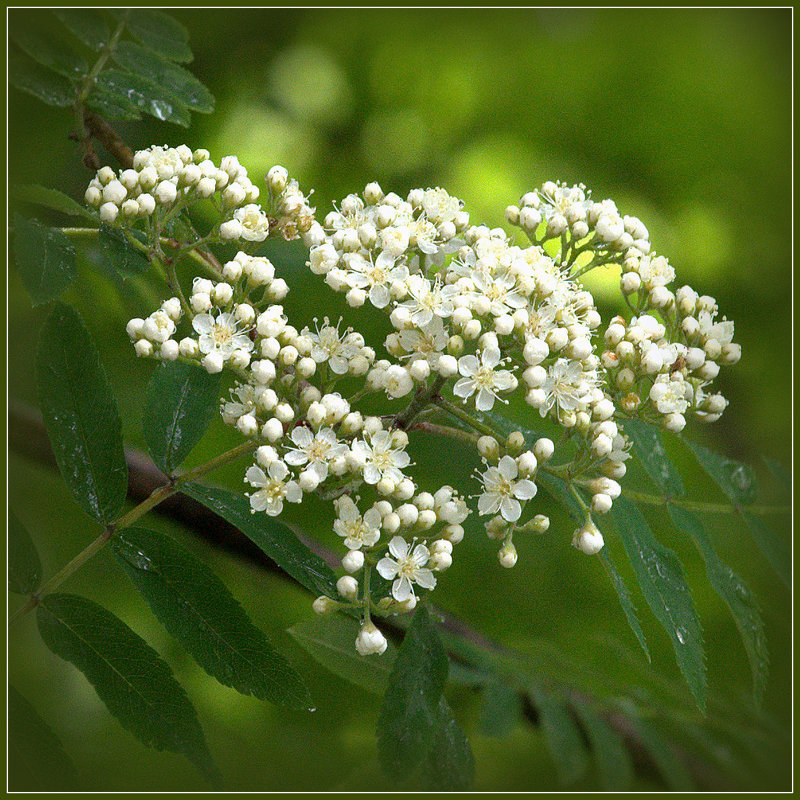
[285,426,348,481]
[420,187,462,223]
[222,383,258,424]
[303,318,361,374]
[476,455,537,522]
[192,312,253,358]
[355,622,387,656]
[470,270,528,317]
[400,275,459,327]
[333,496,382,550]
[396,318,448,366]
[453,347,517,411]
[539,358,594,417]
[697,309,735,346]
[649,374,690,415]
[232,203,270,241]
[350,430,411,485]
[245,461,302,516]
[345,252,408,308]
[376,536,436,602]
[638,254,675,288]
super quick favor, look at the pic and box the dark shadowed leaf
[9,510,42,595]
[537,470,583,522]
[37,594,220,786]
[12,184,87,218]
[112,527,311,709]
[94,69,192,127]
[528,685,589,785]
[10,26,87,79]
[53,9,110,50]
[624,419,686,498]
[377,606,449,782]
[571,698,632,791]
[669,505,769,706]
[8,685,79,791]
[13,215,76,305]
[181,482,337,598]
[417,699,475,791]
[611,498,706,710]
[85,84,143,121]
[144,362,220,474]
[127,10,193,62]
[9,48,74,107]
[479,678,522,737]
[685,439,758,506]
[113,41,214,113]
[288,614,397,695]
[742,511,791,588]
[98,224,150,275]
[36,304,127,524]
[598,548,650,661]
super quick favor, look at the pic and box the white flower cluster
[84,145,314,243]
[117,150,740,655]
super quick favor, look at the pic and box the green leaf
[479,678,522,737]
[528,685,589,785]
[8,509,42,594]
[610,498,706,710]
[85,84,143,122]
[598,548,650,662]
[684,439,758,506]
[127,10,193,63]
[742,511,791,588]
[98,224,150,275]
[288,614,397,695]
[762,456,791,495]
[36,303,128,524]
[181,482,338,598]
[37,593,220,786]
[144,362,220,474]
[377,605,449,782]
[9,48,74,107]
[571,699,632,790]
[537,471,583,523]
[94,69,192,127]
[12,184,87,218]
[417,699,475,791]
[13,215,77,305]
[624,418,685,498]
[53,9,110,51]
[113,41,214,114]
[10,26,87,79]
[8,685,79,791]
[668,505,769,705]
[112,527,311,709]
[623,706,694,790]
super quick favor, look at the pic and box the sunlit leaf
[598,548,650,661]
[113,41,214,114]
[288,614,396,695]
[610,498,706,710]
[13,215,76,305]
[624,419,685,498]
[571,698,632,791]
[36,303,128,524]
[53,9,110,51]
[144,362,220,474]
[668,505,769,705]
[181,482,338,598]
[9,510,42,595]
[684,439,758,506]
[113,527,311,709]
[9,48,74,107]
[377,606,449,782]
[528,685,589,785]
[741,511,791,588]
[8,685,79,791]
[12,184,87,218]
[479,678,522,737]
[127,10,193,63]
[37,594,220,786]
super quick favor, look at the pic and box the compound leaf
[13,215,76,305]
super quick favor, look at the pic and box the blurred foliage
[8,7,791,791]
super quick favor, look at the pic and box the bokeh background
[8,7,792,791]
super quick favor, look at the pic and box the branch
[7,400,723,789]
[83,111,134,169]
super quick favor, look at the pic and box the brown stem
[82,111,134,169]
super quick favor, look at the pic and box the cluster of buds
[109,151,740,655]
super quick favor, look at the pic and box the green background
[8,8,792,791]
